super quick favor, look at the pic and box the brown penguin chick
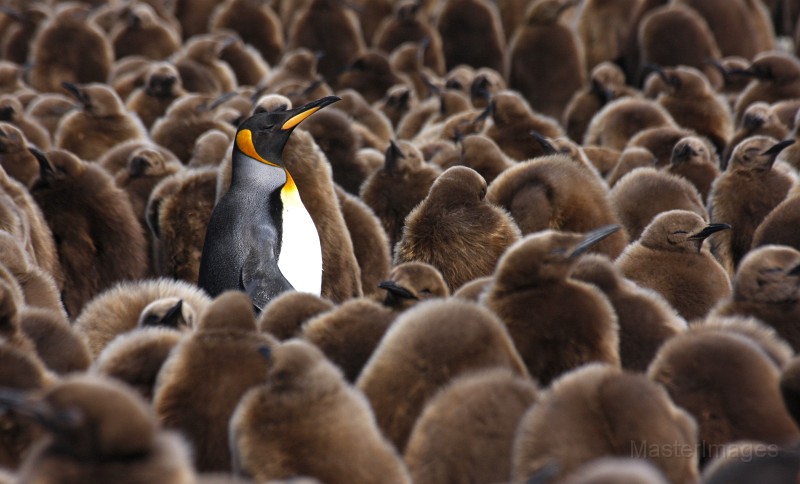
[216,38,270,91]
[733,52,800,125]
[711,245,800,351]
[616,209,731,321]
[286,0,366,87]
[674,0,774,60]
[24,94,77,140]
[350,0,393,46]
[29,149,148,317]
[0,232,64,317]
[377,261,449,312]
[470,68,506,109]
[231,338,411,483]
[153,291,276,473]
[648,66,733,154]
[512,364,699,483]
[150,93,236,163]
[0,95,50,151]
[335,89,393,150]
[300,298,397,382]
[507,0,586,120]
[170,35,237,95]
[0,342,47,471]
[610,167,708,241]
[337,50,405,104]
[404,368,538,484]
[636,4,723,88]
[125,62,186,130]
[394,166,521,292]
[0,62,26,97]
[73,278,210,358]
[436,0,506,74]
[18,306,90,375]
[626,126,695,169]
[0,4,49,66]
[147,168,217,283]
[171,0,218,40]
[107,56,152,101]
[429,134,512,184]
[187,129,231,168]
[571,253,687,372]
[27,4,113,93]
[0,166,60,284]
[698,315,794,369]
[485,90,565,160]
[373,0,445,75]
[114,145,183,236]
[723,101,788,169]
[584,97,677,151]
[335,187,392,299]
[300,107,370,194]
[263,48,320,94]
[708,136,795,275]
[483,227,622,385]
[563,61,638,144]
[648,325,800,463]
[257,291,335,341]
[606,146,657,187]
[357,298,527,451]
[387,41,439,101]
[109,2,181,61]
[486,154,629,258]
[574,0,640,72]
[6,374,196,483]
[752,184,800,251]
[0,122,39,188]
[359,140,441,253]
[92,327,183,402]
[666,135,720,201]
[209,0,284,65]
[54,82,147,161]
[0,279,34,354]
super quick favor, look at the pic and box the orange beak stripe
[236,129,279,167]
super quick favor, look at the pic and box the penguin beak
[0,388,83,434]
[378,280,417,300]
[473,100,495,124]
[788,264,800,277]
[762,139,795,157]
[128,156,149,178]
[159,299,184,329]
[590,78,614,104]
[742,113,766,131]
[61,81,89,106]
[280,95,341,131]
[688,223,731,241]
[531,130,557,155]
[384,140,405,171]
[567,225,621,259]
[29,146,55,182]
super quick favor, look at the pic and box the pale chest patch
[278,173,322,295]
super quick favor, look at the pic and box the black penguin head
[233,95,340,168]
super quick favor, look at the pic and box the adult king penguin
[198,96,340,311]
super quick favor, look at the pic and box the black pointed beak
[531,130,557,155]
[0,106,14,122]
[128,156,149,178]
[280,95,340,131]
[567,225,621,259]
[742,113,766,131]
[0,388,83,434]
[29,146,54,182]
[590,78,614,104]
[159,299,184,329]
[60,81,88,105]
[471,75,491,101]
[378,280,417,300]
[688,223,731,241]
[385,139,404,171]
[473,100,494,124]
[762,139,794,157]
[788,264,800,276]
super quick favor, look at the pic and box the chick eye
[673,231,688,235]
[479,187,486,200]
[420,289,431,295]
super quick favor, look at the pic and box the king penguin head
[233,95,341,169]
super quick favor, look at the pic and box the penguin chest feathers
[278,173,322,295]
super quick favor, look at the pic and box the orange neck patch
[236,129,279,167]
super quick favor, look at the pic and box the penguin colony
[5,0,800,482]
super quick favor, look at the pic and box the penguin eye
[478,187,486,200]
[420,289,431,296]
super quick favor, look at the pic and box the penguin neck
[231,150,287,192]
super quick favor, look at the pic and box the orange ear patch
[236,129,279,167]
